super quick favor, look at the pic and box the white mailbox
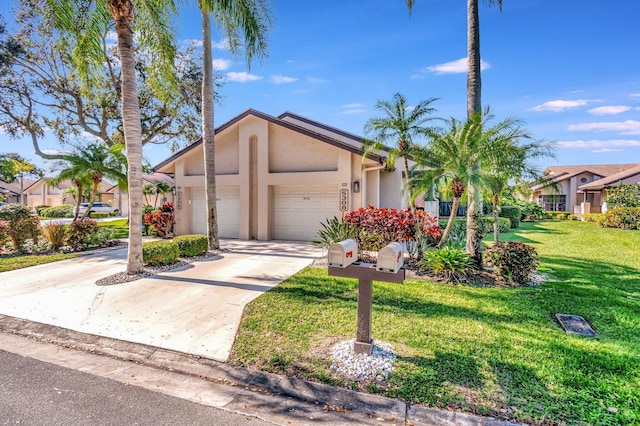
[376,242,404,273]
[328,239,358,268]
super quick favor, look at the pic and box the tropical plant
[421,247,473,282]
[67,218,98,248]
[143,202,175,238]
[46,0,181,274]
[363,93,439,212]
[198,0,272,251]
[42,222,67,250]
[0,204,39,248]
[312,216,357,248]
[485,241,538,286]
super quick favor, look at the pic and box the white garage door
[191,187,240,238]
[273,185,340,241]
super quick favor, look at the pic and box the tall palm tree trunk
[492,193,500,243]
[201,8,219,250]
[109,0,144,274]
[465,0,483,267]
[437,196,461,248]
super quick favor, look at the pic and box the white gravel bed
[330,339,397,381]
[95,251,220,286]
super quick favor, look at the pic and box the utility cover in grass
[555,314,597,337]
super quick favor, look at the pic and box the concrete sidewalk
[0,240,321,361]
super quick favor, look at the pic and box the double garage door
[191,185,340,241]
[191,187,240,238]
[273,185,340,241]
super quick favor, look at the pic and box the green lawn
[98,218,129,239]
[0,252,79,272]
[230,221,640,425]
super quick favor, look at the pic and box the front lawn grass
[230,221,640,425]
[0,253,79,272]
[98,218,129,239]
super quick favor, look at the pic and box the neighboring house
[153,109,422,241]
[531,163,640,214]
[0,180,30,204]
[22,178,75,208]
[104,173,175,216]
[578,164,640,211]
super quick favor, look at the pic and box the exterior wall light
[352,180,360,193]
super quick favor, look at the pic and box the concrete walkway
[0,240,321,361]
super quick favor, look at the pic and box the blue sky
[2,0,640,172]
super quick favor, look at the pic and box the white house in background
[153,109,428,241]
[104,173,175,216]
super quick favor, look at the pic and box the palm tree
[198,0,272,250]
[409,114,485,248]
[153,181,172,207]
[52,143,127,220]
[363,93,439,211]
[46,0,179,274]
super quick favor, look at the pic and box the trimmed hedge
[599,207,640,230]
[40,204,74,218]
[174,234,208,257]
[142,240,179,266]
[483,216,511,234]
[499,205,521,229]
[582,213,605,223]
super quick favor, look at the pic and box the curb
[0,315,523,426]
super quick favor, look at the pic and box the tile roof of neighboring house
[0,180,23,195]
[104,173,174,193]
[531,163,639,190]
[23,178,74,192]
[153,109,387,172]
[578,164,640,191]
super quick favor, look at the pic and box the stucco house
[104,172,174,216]
[531,163,640,214]
[0,180,29,204]
[22,178,75,208]
[153,109,425,241]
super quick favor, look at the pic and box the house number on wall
[176,191,183,209]
[339,189,349,212]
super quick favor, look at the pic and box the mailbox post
[328,241,405,355]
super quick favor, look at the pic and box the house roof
[531,163,639,190]
[0,180,23,195]
[104,173,174,193]
[578,164,640,191]
[153,109,386,172]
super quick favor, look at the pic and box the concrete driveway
[0,241,322,361]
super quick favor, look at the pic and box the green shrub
[89,212,110,218]
[606,183,640,208]
[83,227,115,247]
[34,205,50,216]
[499,205,521,229]
[142,240,179,266]
[582,213,606,223]
[0,204,40,248]
[599,207,640,230]
[567,214,578,221]
[67,218,98,247]
[312,217,356,248]
[483,216,511,234]
[518,201,545,220]
[556,212,568,220]
[422,247,473,281]
[43,222,67,250]
[544,212,554,219]
[174,234,208,257]
[485,242,539,286]
[40,204,74,218]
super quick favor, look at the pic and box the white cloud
[213,38,230,50]
[568,120,640,135]
[592,148,623,153]
[340,103,364,109]
[212,58,231,71]
[529,99,591,112]
[272,74,298,84]
[286,59,296,64]
[226,71,263,82]
[556,139,640,149]
[587,105,632,115]
[425,57,491,75]
[629,93,640,98]
[341,109,366,115]
[410,74,425,80]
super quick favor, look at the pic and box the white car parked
[75,202,119,216]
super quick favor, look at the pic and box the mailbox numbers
[339,189,349,212]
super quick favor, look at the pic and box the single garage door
[273,185,340,241]
[191,186,240,238]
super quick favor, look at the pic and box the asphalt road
[0,350,273,426]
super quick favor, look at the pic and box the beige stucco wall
[169,114,405,240]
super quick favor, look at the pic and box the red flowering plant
[144,202,175,238]
[343,206,440,252]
